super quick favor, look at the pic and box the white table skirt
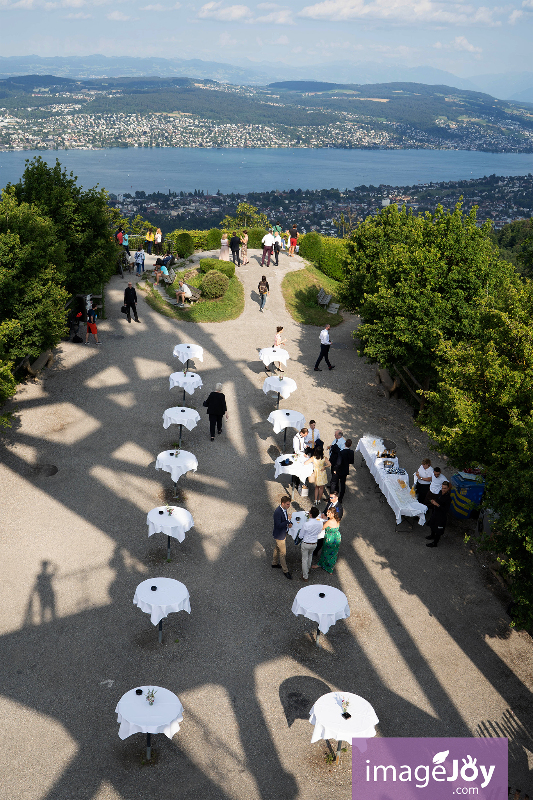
[309,692,378,749]
[267,409,305,434]
[356,437,426,524]
[134,578,191,625]
[169,372,203,394]
[292,585,350,634]
[155,450,198,483]
[146,506,194,542]
[263,376,297,401]
[274,454,314,483]
[116,686,184,740]
[173,343,204,363]
[162,407,201,431]
[259,346,290,367]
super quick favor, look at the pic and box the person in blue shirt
[122,232,130,255]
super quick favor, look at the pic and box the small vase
[342,711,351,720]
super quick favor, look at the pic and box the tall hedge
[207,228,222,250]
[164,229,209,252]
[299,231,324,263]
[199,258,235,278]
[247,228,268,249]
[175,232,194,258]
[319,238,348,281]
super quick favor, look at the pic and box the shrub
[163,229,209,253]
[201,269,230,299]
[174,231,194,258]
[299,231,324,263]
[318,237,348,281]
[207,228,222,250]
[199,258,235,278]
[247,227,268,249]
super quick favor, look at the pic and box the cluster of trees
[340,203,533,628]
[0,157,117,426]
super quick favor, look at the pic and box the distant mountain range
[1,55,533,103]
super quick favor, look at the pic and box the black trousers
[231,248,241,266]
[314,344,332,369]
[209,414,223,437]
[428,519,446,544]
[273,243,280,265]
[331,472,347,501]
[416,483,431,503]
[125,302,138,322]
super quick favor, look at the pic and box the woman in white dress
[219,233,230,261]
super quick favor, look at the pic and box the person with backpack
[85,301,101,345]
[258,275,269,312]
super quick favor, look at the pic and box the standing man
[300,507,323,581]
[229,231,241,266]
[304,420,321,451]
[261,229,275,268]
[323,490,343,521]
[332,438,355,501]
[85,301,101,345]
[314,324,335,371]
[272,496,293,579]
[424,467,448,518]
[426,482,452,547]
[289,224,298,257]
[123,281,140,323]
[273,230,282,266]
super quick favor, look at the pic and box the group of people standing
[414,460,451,547]
[218,223,300,270]
[219,232,249,266]
[115,227,162,256]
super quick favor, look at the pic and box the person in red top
[116,228,124,246]
[85,302,101,345]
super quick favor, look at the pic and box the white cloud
[434,35,482,52]
[64,10,91,15]
[508,8,522,20]
[198,0,252,20]
[298,0,501,26]
[256,1,279,6]
[107,9,129,18]
[256,7,292,22]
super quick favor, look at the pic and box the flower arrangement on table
[146,688,157,705]
[165,506,173,516]
[341,697,351,719]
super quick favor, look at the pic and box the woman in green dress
[316,509,341,573]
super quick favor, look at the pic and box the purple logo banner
[353,738,508,799]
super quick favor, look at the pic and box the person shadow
[23,560,58,625]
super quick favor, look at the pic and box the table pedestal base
[167,535,172,561]
[336,740,342,765]
[158,619,163,644]
[146,732,152,761]
[316,624,321,648]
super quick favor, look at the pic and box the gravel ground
[1,248,532,800]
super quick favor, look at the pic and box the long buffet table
[356,437,427,525]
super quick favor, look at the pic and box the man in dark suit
[331,438,355,501]
[123,282,139,323]
[426,482,452,547]
[272,496,293,579]
[229,232,241,266]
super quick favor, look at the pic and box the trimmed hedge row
[199,258,235,278]
[298,232,348,281]
[164,229,210,252]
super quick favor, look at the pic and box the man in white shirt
[273,232,282,265]
[261,229,275,268]
[304,420,320,448]
[425,467,448,515]
[300,507,324,580]
[292,429,308,456]
[314,324,335,371]
[329,430,346,453]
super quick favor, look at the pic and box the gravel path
[1,248,532,800]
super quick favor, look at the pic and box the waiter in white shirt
[291,428,308,491]
[314,324,335,371]
[300,507,324,581]
[424,466,448,514]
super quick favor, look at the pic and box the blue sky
[0,0,531,77]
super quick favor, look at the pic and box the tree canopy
[219,202,268,232]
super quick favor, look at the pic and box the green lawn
[141,268,244,323]
[282,263,343,326]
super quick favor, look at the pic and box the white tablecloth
[267,409,305,434]
[288,511,307,541]
[259,346,290,368]
[292,584,350,634]
[162,407,201,431]
[274,453,314,483]
[155,450,198,483]
[169,371,203,395]
[146,506,194,542]
[356,437,426,525]
[263,376,297,401]
[133,577,191,625]
[173,343,204,364]
[116,686,184,740]
[309,692,378,746]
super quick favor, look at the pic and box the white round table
[133,577,191,642]
[163,406,201,432]
[274,453,314,483]
[263,376,297,406]
[146,506,194,560]
[116,686,184,760]
[169,371,203,401]
[259,346,290,370]
[173,343,204,366]
[267,409,305,447]
[292,584,350,644]
[155,450,198,485]
[309,691,378,762]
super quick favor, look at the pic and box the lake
[1,148,533,194]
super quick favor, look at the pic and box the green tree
[220,202,268,231]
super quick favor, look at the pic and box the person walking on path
[272,496,293,579]
[314,324,335,371]
[123,282,140,323]
[300,507,323,581]
[230,232,241,266]
[85,302,101,345]
[241,230,249,264]
[203,383,228,441]
[258,275,269,312]
[261,229,275,267]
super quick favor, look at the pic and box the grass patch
[141,268,244,323]
[282,262,343,326]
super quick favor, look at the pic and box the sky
[0,0,531,78]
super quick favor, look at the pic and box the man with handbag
[123,282,140,323]
[272,496,293,579]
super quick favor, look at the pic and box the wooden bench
[327,302,340,314]
[317,288,333,308]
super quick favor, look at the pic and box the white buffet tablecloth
[259,346,290,368]
[169,371,203,395]
[133,577,191,625]
[116,686,184,740]
[292,584,350,634]
[173,343,204,364]
[162,407,201,431]
[267,409,305,434]
[356,437,426,525]
[146,506,194,542]
[274,453,314,483]
[309,692,378,747]
[155,450,198,483]
[263,376,297,400]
